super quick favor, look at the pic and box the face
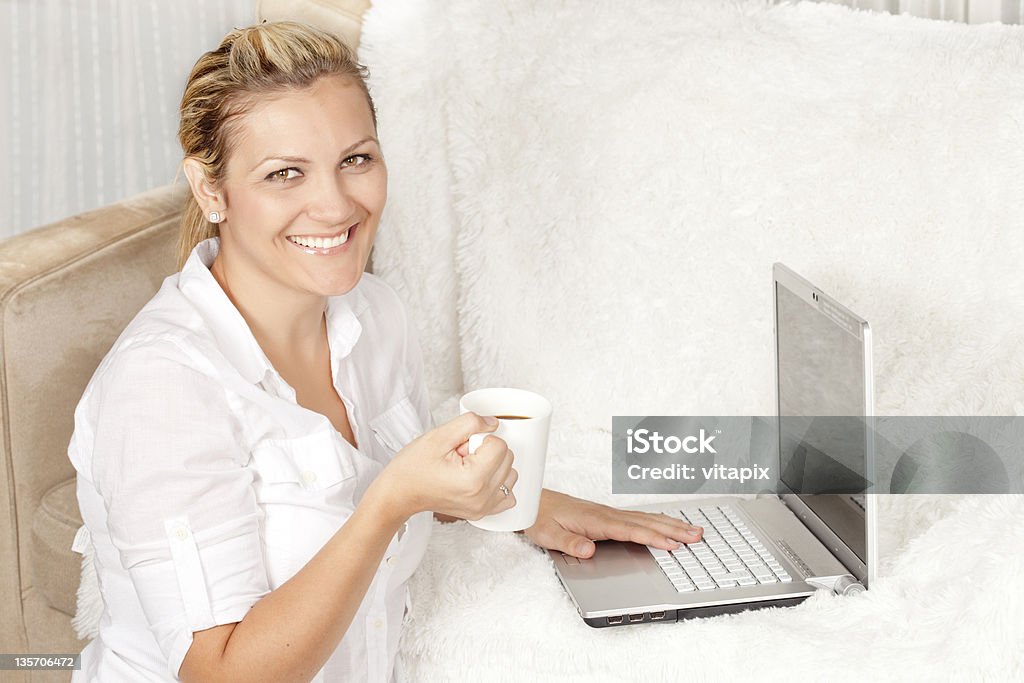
[203,75,386,301]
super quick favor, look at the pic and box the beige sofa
[0,3,369,680]
[0,184,186,682]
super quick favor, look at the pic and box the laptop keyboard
[647,505,792,592]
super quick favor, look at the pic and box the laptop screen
[775,272,870,563]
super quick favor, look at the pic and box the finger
[432,412,499,453]
[498,489,517,513]
[482,486,517,517]
[603,517,688,550]
[483,462,516,511]
[634,513,703,541]
[534,521,596,559]
[487,454,516,497]
[504,467,519,491]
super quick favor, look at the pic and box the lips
[286,223,358,254]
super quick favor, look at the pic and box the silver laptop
[550,263,878,626]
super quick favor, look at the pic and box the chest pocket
[369,396,425,459]
[251,429,356,493]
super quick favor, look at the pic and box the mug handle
[467,433,488,455]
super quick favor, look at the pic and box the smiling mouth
[286,225,356,250]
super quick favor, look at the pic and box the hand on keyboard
[523,489,704,559]
[647,505,793,592]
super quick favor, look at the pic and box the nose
[305,172,357,226]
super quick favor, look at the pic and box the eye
[266,167,302,182]
[341,153,374,169]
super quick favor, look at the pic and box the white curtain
[824,0,1024,23]
[2,0,1020,239]
[0,0,254,240]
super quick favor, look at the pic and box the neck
[209,251,327,365]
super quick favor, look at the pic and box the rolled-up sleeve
[91,340,269,678]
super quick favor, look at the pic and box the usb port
[607,615,624,625]
[650,611,666,621]
[628,613,644,623]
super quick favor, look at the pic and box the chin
[319,270,365,297]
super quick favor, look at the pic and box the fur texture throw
[361,0,1024,679]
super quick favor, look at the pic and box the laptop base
[584,596,809,628]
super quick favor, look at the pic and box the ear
[182,158,226,216]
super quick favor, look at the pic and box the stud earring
[208,211,221,223]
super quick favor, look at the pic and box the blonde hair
[176,21,376,270]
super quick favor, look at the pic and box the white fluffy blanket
[359,0,1024,680]
[400,494,1023,682]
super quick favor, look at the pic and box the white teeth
[288,229,350,249]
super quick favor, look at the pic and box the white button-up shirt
[69,237,434,682]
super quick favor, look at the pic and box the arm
[180,413,512,683]
[180,478,405,683]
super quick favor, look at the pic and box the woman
[69,22,702,683]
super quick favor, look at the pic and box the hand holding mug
[379,412,519,522]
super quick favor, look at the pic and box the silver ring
[499,484,511,497]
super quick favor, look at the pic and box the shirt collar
[178,237,365,385]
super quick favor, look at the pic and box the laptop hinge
[805,574,865,596]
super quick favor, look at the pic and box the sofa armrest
[256,0,371,49]
[0,182,187,658]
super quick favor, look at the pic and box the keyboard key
[737,576,757,586]
[777,572,793,583]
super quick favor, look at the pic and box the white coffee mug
[459,387,552,532]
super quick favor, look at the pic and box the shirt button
[174,527,188,541]
[373,619,384,629]
[301,470,317,486]
[386,556,395,567]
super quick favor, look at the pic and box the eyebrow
[251,136,378,171]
